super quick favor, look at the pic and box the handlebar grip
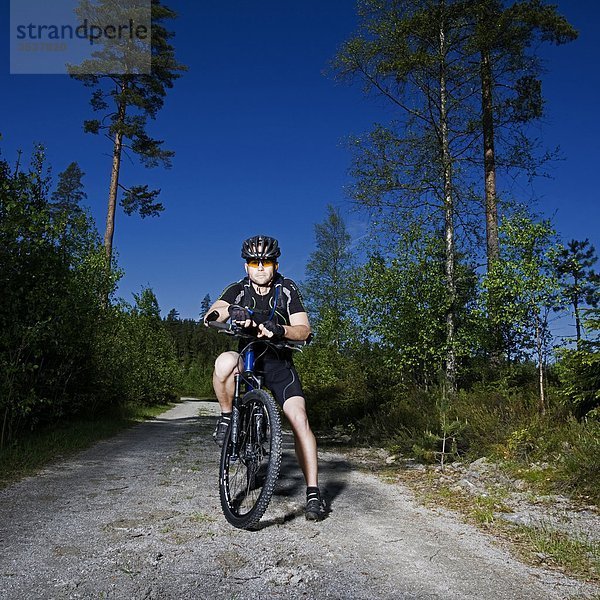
[284,341,306,350]
[208,320,233,332]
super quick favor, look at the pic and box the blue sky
[1,1,598,325]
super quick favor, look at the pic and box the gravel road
[1,400,597,600]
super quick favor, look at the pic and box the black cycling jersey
[218,274,306,326]
[218,274,308,399]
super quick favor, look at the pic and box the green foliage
[0,147,181,446]
[481,212,561,413]
[556,309,600,417]
[469,0,577,126]
[450,379,540,459]
[295,344,370,429]
[482,212,560,354]
[303,205,357,347]
[553,239,600,343]
[51,161,86,217]
[0,148,114,444]
[355,232,479,387]
[94,290,181,407]
[162,312,230,397]
[356,249,445,387]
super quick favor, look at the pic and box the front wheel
[219,389,282,529]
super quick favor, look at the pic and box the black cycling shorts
[256,359,305,407]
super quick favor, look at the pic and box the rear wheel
[219,389,282,529]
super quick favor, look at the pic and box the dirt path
[1,400,597,599]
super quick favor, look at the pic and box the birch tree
[482,213,560,413]
[334,0,480,388]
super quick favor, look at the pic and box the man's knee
[214,351,240,381]
[284,397,310,431]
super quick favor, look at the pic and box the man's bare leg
[283,396,324,520]
[283,396,318,486]
[212,351,240,445]
[212,351,241,412]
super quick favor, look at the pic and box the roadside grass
[320,442,600,584]
[511,524,600,581]
[0,402,174,488]
[388,463,600,584]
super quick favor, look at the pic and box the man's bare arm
[285,311,312,341]
[258,311,312,341]
[203,300,230,324]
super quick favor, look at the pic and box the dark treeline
[163,307,230,397]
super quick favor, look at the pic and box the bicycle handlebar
[206,319,307,351]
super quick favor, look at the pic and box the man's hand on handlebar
[228,305,253,328]
[258,319,285,340]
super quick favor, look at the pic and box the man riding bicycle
[203,235,326,521]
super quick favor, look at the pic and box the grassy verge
[0,402,174,489]
[513,524,600,581]
[396,466,600,583]
[337,447,599,584]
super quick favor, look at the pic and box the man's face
[245,258,277,287]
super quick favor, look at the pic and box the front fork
[229,373,242,461]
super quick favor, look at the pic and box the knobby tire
[219,389,282,529]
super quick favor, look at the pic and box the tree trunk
[574,299,582,347]
[536,317,546,415]
[480,49,499,269]
[439,13,456,392]
[104,88,127,264]
[573,271,582,347]
[481,48,503,363]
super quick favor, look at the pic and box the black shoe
[305,495,326,521]
[213,415,230,447]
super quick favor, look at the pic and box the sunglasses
[246,259,276,268]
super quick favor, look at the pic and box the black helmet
[241,235,281,260]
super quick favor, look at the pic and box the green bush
[0,152,117,443]
[295,344,372,429]
[555,418,600,502]
[179,361,214,398]
[0,150,182,446]
[354,386,440,452]
[556,348,600,418]
[448,382,540,458]
[92,291,181,408]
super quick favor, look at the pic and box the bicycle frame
[230,342,261,460]
[207,319,306,457]
[207,318,308,528]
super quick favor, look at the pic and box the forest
[1,0,599,504]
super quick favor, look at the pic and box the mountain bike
[207,320,306,529]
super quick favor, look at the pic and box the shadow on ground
[189,408,352,529]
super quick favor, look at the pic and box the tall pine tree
[69,0,186,263]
